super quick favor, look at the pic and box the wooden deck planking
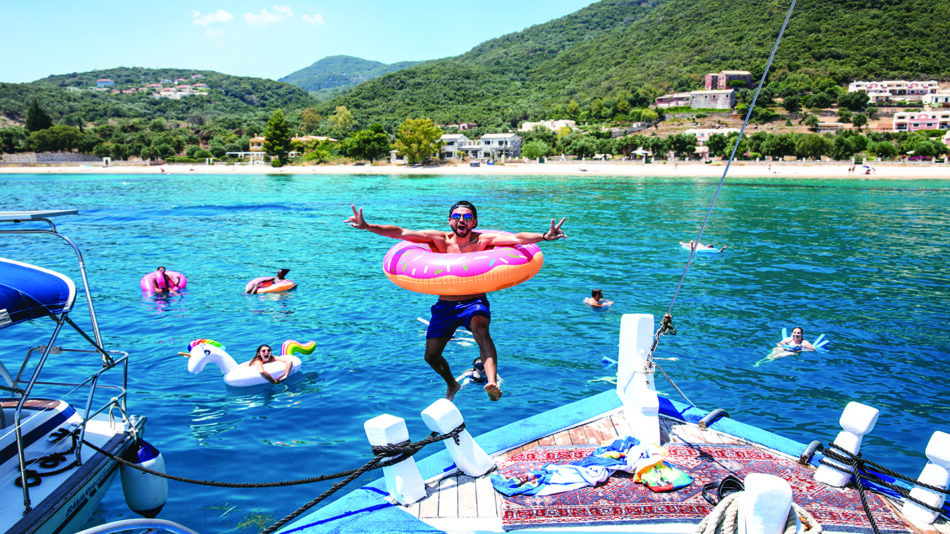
[474,473,498,518]
[456,475,478,518]
[567,425,589,445]
[436,476,458,518]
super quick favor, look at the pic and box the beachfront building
[238,134,337,160]
[847,80,940,104]
[705,70,752,90]
[892,110,950,132]
[438,133,521,160]
[684,128,740,146]
[439,134,479,160]
[518,119,576,132]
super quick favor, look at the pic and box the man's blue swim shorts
[426,297,491,339]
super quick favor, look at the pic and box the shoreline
[2,160,950,179]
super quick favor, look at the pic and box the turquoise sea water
[2,172,948,532]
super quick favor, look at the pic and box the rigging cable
[665,0,797,319]
[653,0,798,406]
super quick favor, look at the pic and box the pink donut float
[382,231,543,296]
[140,270,187,292]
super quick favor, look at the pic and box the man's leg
[424,335,460,401]
[469,315,502,401]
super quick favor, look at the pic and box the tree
[0,126,29,153]
[667,134,698,159]
[327,106,354,131]
[341,124,391,161]
[301,107,323,133]
[782,95,801,113]
[393,118,443,164]
[795,134,832,160]
[522,140,551,160]
[262,109,293,166]
[26,99,54,132]
[852,113,868,130]
[838,91,869,112]
[29,125,83,152]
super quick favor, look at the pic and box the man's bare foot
[485,383,502,401]
[446,381,461,401]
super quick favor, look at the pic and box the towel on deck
[490,436,693,497]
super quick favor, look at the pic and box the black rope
[263,424,467,534]
[819,443,950,532]
[82,422,466,489]
[14,428,81,488]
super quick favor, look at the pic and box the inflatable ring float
[245,277,296,293]
[383,231,543,296]
[186,338,316,387]
[140,270,187,292]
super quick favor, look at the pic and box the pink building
[704,70,752,90]
[892,110,950,132]
[848,80,939,103]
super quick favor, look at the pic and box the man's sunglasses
[451,213,474,221]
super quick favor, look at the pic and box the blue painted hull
[0,258,75,329]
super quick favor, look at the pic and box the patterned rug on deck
[498,443,911,532]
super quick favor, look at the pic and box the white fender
[121,439,168,518]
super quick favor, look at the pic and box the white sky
[1,1,594,83]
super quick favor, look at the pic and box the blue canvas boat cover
[0,258,76,329]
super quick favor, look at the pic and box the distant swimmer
[681,240,727,253]
[346,200,566,402]
[584,288,613,308]
[777,326,815,351]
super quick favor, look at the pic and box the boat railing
[1,211,136,514]
[0,211,104,347]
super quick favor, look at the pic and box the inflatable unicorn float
[186,338,316,387]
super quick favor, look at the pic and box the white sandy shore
[2,160,950,179]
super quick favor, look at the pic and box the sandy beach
[2,160,950,179]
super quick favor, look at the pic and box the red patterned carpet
[498,443,912,532]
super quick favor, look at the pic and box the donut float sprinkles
[382,232,543,296]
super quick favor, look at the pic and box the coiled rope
[83,422,467,533]
[820,443,950,533]
[651,0,798,409]
[695,492,822,534]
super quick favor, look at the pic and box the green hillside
[0,67,316,124]
[330,0,950,127]
[2,0,948,130]
[279,55,422,101]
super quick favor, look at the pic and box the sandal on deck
[701,475,744,505]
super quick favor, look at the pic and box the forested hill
[279,55,422,100]
[0,67,316,124]
[331,0,950,127]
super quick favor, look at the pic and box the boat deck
[400,408,948,533]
